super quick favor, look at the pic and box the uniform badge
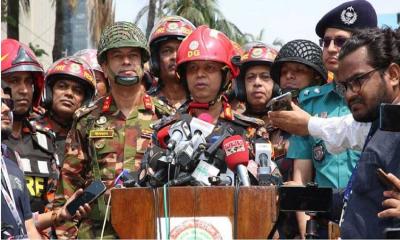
[96,116,107,125]
[166,22,179,32]
[89,130,114,138]
[250,48,263,58]
[102,96,112,113]
[189,41,199,50]
[341,6,357,25]
[143,95,153,111]
[141,129,153,139]
[95,139,106,149]
[312,144,325,162]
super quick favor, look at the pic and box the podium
[111,186,277,239]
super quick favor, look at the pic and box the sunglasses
[1,98,14,111]
[319,37,348,48]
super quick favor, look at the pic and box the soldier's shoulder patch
[73,103,99,121]
[233,113,265,127]
[299,83,333,103]
[152,97,176,116]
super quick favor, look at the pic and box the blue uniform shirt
[287,82,360,188]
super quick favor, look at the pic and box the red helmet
[1,38,44,107]
[176,25,239,83]
[148,16,196,77]
[236,43,279,101]
[43,56,96,107]
[73,49,103,73]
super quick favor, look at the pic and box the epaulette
[298,83,335,104]
[232,112,265,128]
[73,101,99,121]
[152,96,176,117]
[149,113,180,131]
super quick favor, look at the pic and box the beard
[1,126,12,140]
[353,79,392,122]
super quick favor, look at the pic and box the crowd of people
[1,0,400,238]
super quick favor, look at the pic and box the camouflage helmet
[97,21,150,65]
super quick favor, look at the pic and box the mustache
[348,96,363,106]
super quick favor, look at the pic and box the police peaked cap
[315,0,377,38]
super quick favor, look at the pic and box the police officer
[148,16,196,117]
[1,39,59,218]
[53,22,160,239]
[316,0,377,78]
[34,56,96,164]
[74,49,109,99]
[268,0,378,158]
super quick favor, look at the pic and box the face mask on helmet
[43,56,96,108]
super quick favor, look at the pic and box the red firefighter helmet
[73,49,103,73]
[1,38,44,107]
[236,43,279,101]
[43,56,96,107]
[176,25,239,86]
[148,16,196,77]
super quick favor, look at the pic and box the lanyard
[339,120,379,226]
[1,156,26,236]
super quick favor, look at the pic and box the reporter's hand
[378,173,400,218]
[268,102,311,136]
[60,189,92,221]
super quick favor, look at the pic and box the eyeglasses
[319,36,348,48]
[1,98,14,111]
[336,68,383,97]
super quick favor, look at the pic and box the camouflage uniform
[149,92,191,118]
[54,93,159,238]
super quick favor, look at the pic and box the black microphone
[168,173,194,186]
[209,174,233,186]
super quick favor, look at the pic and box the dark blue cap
[315,0,377,38]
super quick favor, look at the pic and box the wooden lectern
[111,186,277,239]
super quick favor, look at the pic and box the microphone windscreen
[198,113,213,124]
[157,125,170,148]
[222,135,249,170]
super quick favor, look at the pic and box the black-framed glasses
[336,68,383,97]
[319,36,348,48]
[1,98,14,110]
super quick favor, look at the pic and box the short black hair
[339,27,400,69]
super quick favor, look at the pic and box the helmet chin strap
[115,76,140,86]
[106,65,143,86]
